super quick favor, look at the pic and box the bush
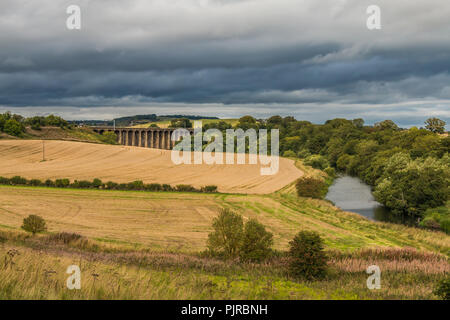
[304,155,330,170]
[28,179,43,186]
[0,176,10,185]
[295,176,327,199]
[162,184,173,191]
[21,215,47,235]
[324,167,336,178]
[201,185,218,193]
[71,180,92,188]
[288,231,328,280]
[419,205,450,234]
[283,150,297,158]
[3,119,24,137]
[44,179,55,187]
[92,178,103,188]
[146,183,162,191]
[240,219,273,262]
[46,232,84,244]
[55,178,70,188]
[434,277,450,300]
[176,184,198,192]
[207,208,244,258]
[297,149,311,159]
[105,181,119,190]
[100,131,118,144]
[10,176,27,185]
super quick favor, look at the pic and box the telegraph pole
[42,140,45,161]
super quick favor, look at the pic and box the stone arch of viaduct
[92,127,193,150]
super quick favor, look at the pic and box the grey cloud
[0,0,449,126]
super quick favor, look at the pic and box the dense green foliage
[296,176,328,199]
[169,118,192,128]
[98,131,118,144]
[207,209,273,261]
[207,209,244,258]
[202,115,448,219]
[240,219,274,262]
[0,112,68,136]
[288,231,328,280]
[420,203,450,234]
[21,215,47,235]
[433,276,450,300]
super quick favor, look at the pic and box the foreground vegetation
[0,226,447,300]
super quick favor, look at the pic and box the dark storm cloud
[0,0,449,125]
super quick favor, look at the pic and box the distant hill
[69,114,219,127]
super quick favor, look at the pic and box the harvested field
[0,140,302,194]
[0,186,448,253]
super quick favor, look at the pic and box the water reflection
[325,175,416,225]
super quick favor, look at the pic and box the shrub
[176,184,198,192]
[46,232,84,244]
[105,181,119,190]
[283,150,297,158]
[240,219,273,262]
[28,179,43,186]
[304,155,330,170]
[146,183,162,191]
[295,176,327,199]
[44,179,55,187]
[207,208,244,258]
[0,176,10,185]
[21,215,47,235]
[3,119,24,137]
[434,277,450,300]
[201,185,218,193]
[162,184,173,191]
[297,149,311,159]
[92,178,103,188]
[324,167,336,178]
[128,180,144,190]
[71,180,92,188]
[288,231,328,280]
[100,131,118,144]
[10,176,28,185]
[55,178,70,188]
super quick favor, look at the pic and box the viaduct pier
[92,127,193,150]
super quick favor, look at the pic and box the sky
[0,0,449,127]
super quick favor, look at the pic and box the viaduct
[92,127,193,150]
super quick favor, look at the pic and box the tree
[169,118,192,128]
[288,231,328,280]
[207,209,243,258]
[100,131,118,144]
[240,219,273,262]
[296,176,327,199]
[3,119,24,137]
[304,154,329,170]
[425,117,446,134]
[21,215,47,235]
[373,154,449,216]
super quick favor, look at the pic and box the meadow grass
[0,183,448,299]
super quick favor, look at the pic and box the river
[325,175,416,225]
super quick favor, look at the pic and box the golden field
[0,140,302,194]
[0,139,448,300]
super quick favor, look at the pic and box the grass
[0,232,447,300]
[0,185,448,254]
[0,167,448,299]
